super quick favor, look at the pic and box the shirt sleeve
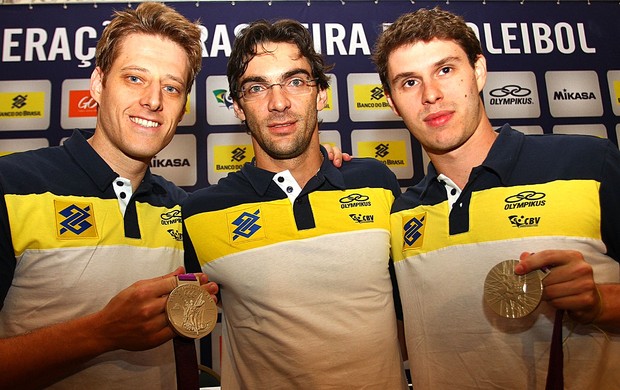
[0,187,16,309]
[599,140,620,262]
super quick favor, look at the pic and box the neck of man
[255,141,324,190]
[88,135,148,192]
[429,119,498,190]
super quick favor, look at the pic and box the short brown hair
[372,7,482,94]
[95,2,202,93]
[226,19,333,103]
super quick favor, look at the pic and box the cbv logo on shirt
[508,215,541,228]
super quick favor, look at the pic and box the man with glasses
[182,19,408,389]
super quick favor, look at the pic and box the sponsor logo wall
[1,1,618,190]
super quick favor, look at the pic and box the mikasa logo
[545,71,603,117]
[150,157,190,167]
[553,89,596,101]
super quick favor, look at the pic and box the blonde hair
[95,2,202,93]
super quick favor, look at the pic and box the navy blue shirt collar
[63,129,164,195]
[420,124,523,198]
[241,145,346,197]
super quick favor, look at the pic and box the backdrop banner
[1,0,620,371]
[1,1,619,190]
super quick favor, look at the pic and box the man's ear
[90,67,104,104]
[473,54,487,93]
[385,90,401,118]
[316,87,328,111]
[233,100,246,122]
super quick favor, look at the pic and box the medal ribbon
[545,309,564,390]
[173,336,200,389]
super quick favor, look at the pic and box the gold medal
[166,274,218,338]
[484,259,548,319]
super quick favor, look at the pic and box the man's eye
[128,75,141,83]
[247,84,266,94]
[287,78,305,88]
[164,86,180,94]
[439,67,452,75]
[404,80,417,87]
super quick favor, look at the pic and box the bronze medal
[484,259,548,319]
[166,275,218,338]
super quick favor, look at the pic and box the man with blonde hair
[0,3,216,388]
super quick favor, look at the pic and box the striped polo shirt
[0,130,187,389]
[183,148,407,390]
[391,125,620,389]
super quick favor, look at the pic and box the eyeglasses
[238,77,319,101]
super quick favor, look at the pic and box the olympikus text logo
[489,85,533,105]
[490,97,533,105]
[339,193,371,208]
[161,210,182,226]
[504,190,546,210]
[553,89,596,100]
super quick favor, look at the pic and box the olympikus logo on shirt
[161,209,183,241]
[504,190,546,210]
[339,193,371,209]
[54,200,98,239]
[161,209,182,225]
[402,212,426,249]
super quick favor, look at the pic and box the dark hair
[372,7,482,94]
[96,2,202,93]
[227,19,333,102]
